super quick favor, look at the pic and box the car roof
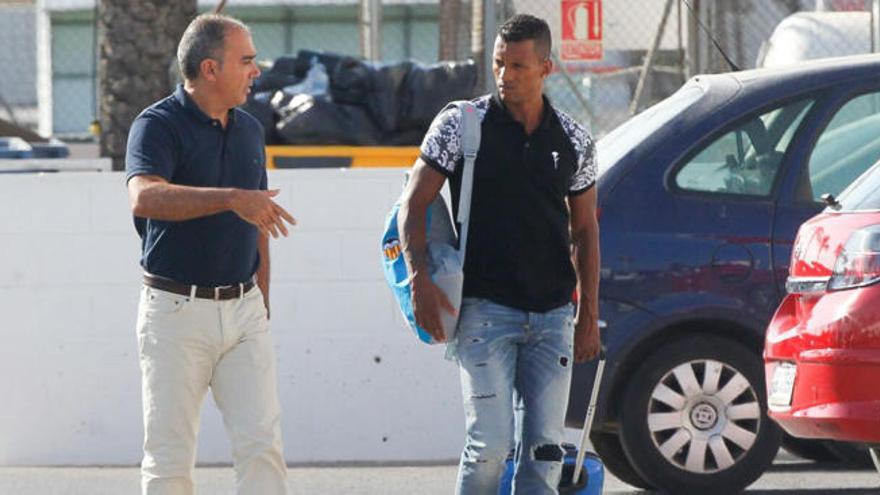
[698,53,880,93]
[597,53,880,189]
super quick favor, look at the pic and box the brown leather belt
[143,273,255,300]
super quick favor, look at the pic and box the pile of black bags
[243,50,478,146]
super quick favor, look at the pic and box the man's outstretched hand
[232,189,297,238]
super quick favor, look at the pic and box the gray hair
[177,14,250,81]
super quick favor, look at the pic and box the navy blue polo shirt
[125,85,267,287]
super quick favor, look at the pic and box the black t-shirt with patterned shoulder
[419,93,597,312]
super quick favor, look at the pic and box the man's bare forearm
[572,223,600,320]
[398,200,430,278]
[131,181,240,221]
[398,160,447,281]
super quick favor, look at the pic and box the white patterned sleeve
[418,103,462,177]
[570,132,598,195]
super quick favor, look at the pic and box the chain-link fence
[43,1,447,137]
[0,3,38,132]
[484,0,880,137]
[509,0,690,136]
[514,0,876,137]
[51,8,98,137]
[13,0,880,141]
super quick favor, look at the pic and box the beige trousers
[136,284,288,495]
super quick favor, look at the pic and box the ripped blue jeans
[454,298,575,495]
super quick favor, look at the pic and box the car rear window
[597,80,706,176]
[836,160,880,211]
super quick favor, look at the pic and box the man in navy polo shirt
[399,14,600,494]
[125,14,294,495]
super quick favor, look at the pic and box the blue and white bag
[380,101,480,344]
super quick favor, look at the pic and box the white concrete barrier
[0,168,465,466]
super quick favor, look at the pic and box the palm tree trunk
[98,0,196,171]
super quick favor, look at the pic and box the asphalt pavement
[2,451,879,494]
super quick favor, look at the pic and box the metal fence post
[484,0,496,94]
[630,0,675,115]
[873,0,880,52]
[35,0,53,137]
[360,0,382,61]
[686,0,701,78]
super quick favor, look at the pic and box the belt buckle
[214,286,221,301]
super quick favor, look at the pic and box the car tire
[618,336,782,494]
[822,441,875,469]
[590,431,654,489]
[781,434,837,463]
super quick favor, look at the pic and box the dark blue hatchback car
[567,54,880,494]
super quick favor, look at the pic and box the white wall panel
[0,168,464,466]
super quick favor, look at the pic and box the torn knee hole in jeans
[466,455,493,465]
[532,444,564,462]
[470,393,496,400]
[559,356,569,367]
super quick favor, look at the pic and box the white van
[758,12,873,68]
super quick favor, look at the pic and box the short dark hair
[498,14,552,60]
[177,14,250,81]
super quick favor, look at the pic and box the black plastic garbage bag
[252,56,305,93]
[398,60,478,131]
[295,50,347,79]
[241,92,278,143]
[269,55,308,77]
[253,72,302,93]
[365,61,415,134]
[272,51,342,79]
[328,58,415,133]
[257,51,478,145]
[329,56,373,105]
[274,93,380,146]
[254,50,337,94]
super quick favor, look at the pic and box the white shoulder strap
[456,101,480,263]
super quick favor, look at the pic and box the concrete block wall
[0,169,465,466]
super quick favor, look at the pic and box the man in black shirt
[399,14,600,494]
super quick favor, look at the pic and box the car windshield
[597,80,707,176]
[834,158,880,211]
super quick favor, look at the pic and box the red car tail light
[828,225,880,291]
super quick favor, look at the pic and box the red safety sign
[830,0,866,11]
[560,0,603,61]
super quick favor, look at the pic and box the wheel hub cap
[690,402,718,430]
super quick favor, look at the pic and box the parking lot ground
[1,452,879,494]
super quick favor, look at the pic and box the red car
[765,160,880,450]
